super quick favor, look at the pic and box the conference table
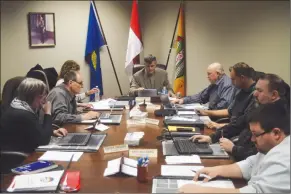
[1,103,246,193]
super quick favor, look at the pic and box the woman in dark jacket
[0,78,66,153]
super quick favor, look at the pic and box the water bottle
[94,86,100,102]
[162,86,168,95]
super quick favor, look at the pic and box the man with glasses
[47,71,100,126]
[179,103,290,193]
[129,54,174,96]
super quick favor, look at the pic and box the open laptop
[138,89,158,97]
[57,133,92,146]
[165,127,213,155]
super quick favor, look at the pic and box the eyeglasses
[72,80,83,86]
[251,131,270,138]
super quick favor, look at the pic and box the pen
[221,130,224,138]
[191,170,212,180]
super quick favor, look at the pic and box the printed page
[161,165,204,177]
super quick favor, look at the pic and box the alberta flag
[85,1,105,100]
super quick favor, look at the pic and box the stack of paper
[165,155,201,164]
[161,165,204,177]
[124,132,145,146]
[38,151,83,162]
[7,170,64,192]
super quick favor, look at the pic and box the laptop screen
[137,89,158,97]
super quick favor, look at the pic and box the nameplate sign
[129,149,158,158]
[145,118,160,126]
[103,144,129,154]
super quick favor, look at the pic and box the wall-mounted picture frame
[28,12,56,48]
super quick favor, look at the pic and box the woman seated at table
[0,78,67,154]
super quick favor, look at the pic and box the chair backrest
[132,64,145,75]
[27,69,50,90]
[156,64,166,70]
[0,151,28,174]
[1,76,25,114]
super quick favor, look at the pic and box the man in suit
[129,54,174,96]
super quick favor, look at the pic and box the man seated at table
[172,62,235,110]
[129,54,174,96]
[191,62,256,139]
[179,103,290,193]
[212,73,290,161]
[46,71,100,126]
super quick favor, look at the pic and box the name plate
[129,149,158,158]
[103,144,129,154]
[145,118,159,126]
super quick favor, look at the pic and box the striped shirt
[183,74,235,110]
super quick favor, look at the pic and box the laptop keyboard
[68,134,89,144]
[58,134,91,146]
[174,139,213,154]
[100,113,110,119]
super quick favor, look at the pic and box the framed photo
[28,12,56,48]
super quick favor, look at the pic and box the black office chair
[0,151,28,174]
[132,64,145,75]
[156,64,166,70]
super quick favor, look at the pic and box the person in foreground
[172,62,235,110]
[179,103,290,193]
[129,54,174,96]
[211,73,289,161]
[0,78,67,153]
[47,71,100,126]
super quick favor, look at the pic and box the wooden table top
[1,105,246,192]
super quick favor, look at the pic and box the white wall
[1,1,290,98]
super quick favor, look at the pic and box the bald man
[172,63,235,110]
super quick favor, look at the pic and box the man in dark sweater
[0,78,67,153]
[193,73,290,161]
[225,74,290,161]
[192,62,257,144]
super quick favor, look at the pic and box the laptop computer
[165,127,213,155]
[57,133,92,146]
[138,89,158,97]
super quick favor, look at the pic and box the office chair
[156,64,166,70]
[1,76,25,114]
[0,151,28,174]
[132,64,145,74]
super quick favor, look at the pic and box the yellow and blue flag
[85,1,105,100]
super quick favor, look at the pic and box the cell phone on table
[176,128,193,132]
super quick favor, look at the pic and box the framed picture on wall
[28,12,56,48]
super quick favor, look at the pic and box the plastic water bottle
[162,86,168,95]
[94,86,100,102]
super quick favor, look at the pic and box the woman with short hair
[0,78,67,153]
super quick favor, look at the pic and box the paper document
[177,111,197,115]
[81,119,97,124]
[180,103,208,110]
[127,119,146,125]
[165,116,197,122]
[7,170,64,192]
[161,165,204,177]
[165,155,201,164]
[199,116,211,123]
[177,180,235,189]
[103,157,137,177]
[95,123,109,131]
[38,151,83,162]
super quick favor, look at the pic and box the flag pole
[165,1,182,70]
[92,1,123,95]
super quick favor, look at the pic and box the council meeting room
[0,0,290,193]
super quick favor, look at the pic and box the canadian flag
[125,0,143,79]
